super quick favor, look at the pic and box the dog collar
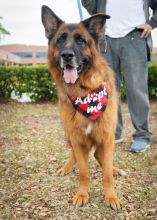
[68,81,109,120]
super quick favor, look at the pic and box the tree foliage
[0,16,10,40]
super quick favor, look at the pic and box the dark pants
[101,30,152,142]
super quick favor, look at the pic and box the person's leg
[101,37,123,141]
[120,31,152,150]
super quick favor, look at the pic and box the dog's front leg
[71,138,90,207]
[57,149,76,175]
[100,135,120,209]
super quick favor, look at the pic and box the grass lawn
[0,100,157,220]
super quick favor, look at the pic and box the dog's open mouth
[62,64,83,84]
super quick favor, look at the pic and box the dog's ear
[82,14,110,40]
[41,5,64,40]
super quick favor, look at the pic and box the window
[36,52,47,58]
[14,52,33,58]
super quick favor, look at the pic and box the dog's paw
[57,167,70,176]
[104,194,121,209]
[113,166,127,177]
[73,191,89,207]
[119,169,127,176]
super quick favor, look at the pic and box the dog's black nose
[61,49,75,61]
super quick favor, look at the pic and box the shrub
[121,62,157,99]
[148,63,157,97]
[0,65,57,102]
[0,63,156,102]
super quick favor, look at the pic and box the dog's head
[41,5,110,85]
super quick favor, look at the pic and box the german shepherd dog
[41,5,124,209]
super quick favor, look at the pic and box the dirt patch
[0,100,157,220]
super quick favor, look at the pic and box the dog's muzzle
[60,48,84,84]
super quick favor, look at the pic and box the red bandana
[68,82,109,120]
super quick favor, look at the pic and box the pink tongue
[63,68,78,84]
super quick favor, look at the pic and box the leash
[77,0,83,20]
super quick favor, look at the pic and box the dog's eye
[56,33,67,47]
[74,34,87,46]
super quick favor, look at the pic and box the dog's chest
[83,123,93,135]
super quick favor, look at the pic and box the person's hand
[136,24,152,38]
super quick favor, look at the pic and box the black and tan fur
[41,5,123,209]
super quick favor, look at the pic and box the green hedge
[0,64,156,102]
[148,63,157,97]
[0,65,57,102]
[121,63,157,99]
